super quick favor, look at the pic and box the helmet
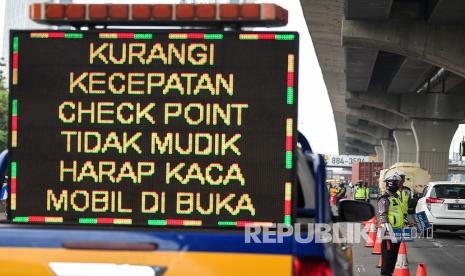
[394,171,406,180]
[384,174,401,192]
[384,174,401,182]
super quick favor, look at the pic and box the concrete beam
[346,47,378,91]
[345,0,393,20]
[300,0,347,154]
[342,19,465,79]
[427,0,465,24]
[345,141,374,155]
[411,119,458,181]
[375,145,384,162]
[346,145,369,155]
[387,58,433,93]
[334,111,348,154]
[381,138,397,169]
[393,130,416,163]
[347,106,411,130]
[347,122,391,139]
[346,91,407,119]
[401,93,465,120]
[346,130,380,145]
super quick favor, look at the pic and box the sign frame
[6,29,299,229]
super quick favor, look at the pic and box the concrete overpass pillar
[411,119,458,181]
[381,139,397,169]
[375,145,384,162]
[393,130,416,163]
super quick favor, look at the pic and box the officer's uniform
[354,185,366,201]
[378,190,404,275]
[363,185,370,202]
[336,184,346,199]
[397,186,412,217]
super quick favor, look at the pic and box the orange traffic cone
[416,263,427,276]
[376,255,382,268]
[393,241,409,276]
[365,221,377,247]
[372,225,382,255]
[364,216,375,232]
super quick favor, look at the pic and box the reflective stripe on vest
[388,196,404,228]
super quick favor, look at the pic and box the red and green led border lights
[12,36,19,85]
[14,31,296,228]
[99,33,153,39]
[169,33,223,40]
[287,54,295,105]
[148,219,202,227]
[10,162,16,210]
[79,218,132,225]
[28,32,295,41]
[13,216,63,223]
[217,221,273,227]
[286,118,293,170]
[30,32,83,39]
[239,33,295,40]
[11,99,17,148]
[284,182,292,225]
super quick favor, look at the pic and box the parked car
[415,181,465,232]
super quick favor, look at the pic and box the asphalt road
[351,202,465,275]
[352,228,465,275]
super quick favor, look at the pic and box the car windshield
[431,185,465,199]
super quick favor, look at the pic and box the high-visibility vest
[397,188,411,214]
[387,196,404,229]
[329,188,337,196]
[354,187,366,199]
[364,187,370,199]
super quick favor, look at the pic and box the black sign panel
[8,31,298,228]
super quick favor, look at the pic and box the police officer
[363,181,370,202]
[378,174,407,276]
[336,182,346,202]
[354,181,366,201]
[396,172,412,218]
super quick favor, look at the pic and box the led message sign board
[8,31,298,228]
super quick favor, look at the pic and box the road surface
[351,201,465,275]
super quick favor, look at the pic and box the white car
[415,181,465,232]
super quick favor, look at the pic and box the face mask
[387,185,399,193]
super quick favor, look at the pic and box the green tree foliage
[0,58,8,151]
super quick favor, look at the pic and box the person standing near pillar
[363,181,370,202]
[378,175,405,276]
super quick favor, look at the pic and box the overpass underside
[301,0,465,180]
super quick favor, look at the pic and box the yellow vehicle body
[0,247,292,276]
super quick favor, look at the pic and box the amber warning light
[29,3,288,27]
